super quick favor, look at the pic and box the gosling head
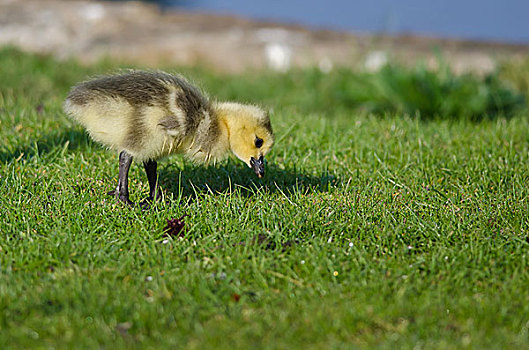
[214,102,274,178]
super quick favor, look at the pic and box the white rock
[81,3,105,22]
[365,51,388,72]
[265,43,292,72]
[319,57,333,73]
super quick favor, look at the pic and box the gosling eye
[255,137,263,148]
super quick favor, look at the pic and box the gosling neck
[212,102,233,152]
[198,103,230,164]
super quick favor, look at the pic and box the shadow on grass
[158,161,336,200]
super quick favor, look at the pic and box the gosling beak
[250,155,265,178]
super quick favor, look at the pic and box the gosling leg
[116,150,134,206]
[143,159,161,202]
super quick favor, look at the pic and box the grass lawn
[1,47,529,348]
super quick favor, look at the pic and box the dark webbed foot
[107,190,133,206]
[139,199,155,211]
[116,193,134,206]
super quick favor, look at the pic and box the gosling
[63,70,274,206]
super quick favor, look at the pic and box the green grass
[1,46,529,348]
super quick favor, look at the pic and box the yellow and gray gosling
[63,70,274,206]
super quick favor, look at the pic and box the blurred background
[2,0,528,75]
[155,0,529,44]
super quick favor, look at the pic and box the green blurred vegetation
[330,64,525,119]
[198,57,527,120]
[499,57,529,98]
[1,46,525,120]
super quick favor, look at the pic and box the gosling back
[64,71,221,162]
